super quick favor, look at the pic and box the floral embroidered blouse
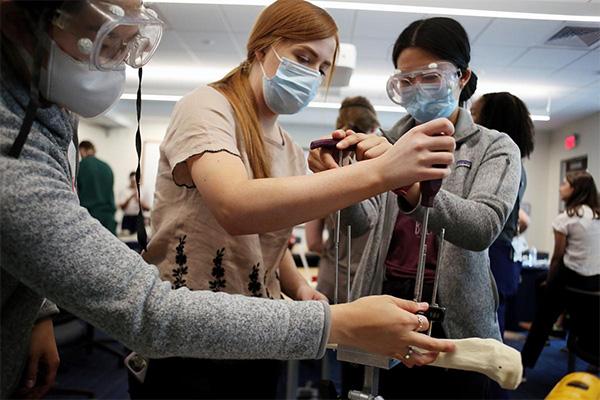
[143,86,307,298]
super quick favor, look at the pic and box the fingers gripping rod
[311,138,380,400]
[413,178,443,302]
[428,228,445,336]
[309,139,355,305]
[414,177,447,330]
[334,150,343,304]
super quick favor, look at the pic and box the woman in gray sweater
[0,1,456,398]
[310,17,521,399]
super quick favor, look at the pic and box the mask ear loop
[258,44,285,80]
[134,67,148,251]
[8,9,51,158]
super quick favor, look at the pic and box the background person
[118,171,150,234]
[77,140,117,235]
[521,171,600,372]
[470,91,535,337]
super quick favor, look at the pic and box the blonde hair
[210,0,339,178]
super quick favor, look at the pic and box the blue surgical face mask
[404,82,459,123]
[261,49,322,115]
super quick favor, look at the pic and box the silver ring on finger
[404,346,414,360]
[416,314,425,331]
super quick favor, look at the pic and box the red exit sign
[564,134,578,150]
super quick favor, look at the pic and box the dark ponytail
[460,70,477,104]
[392,17,477,105]
[478,92,535,158]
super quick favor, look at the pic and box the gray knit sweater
[0,64,329,397]
[347,109,521,341]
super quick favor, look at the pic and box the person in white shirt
[118,172,150,234]
[522,170,600,369]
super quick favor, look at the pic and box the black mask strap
[8,11,49,158]
[134,67,148,252]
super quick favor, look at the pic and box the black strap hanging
[134,67,148,251]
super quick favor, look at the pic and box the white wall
[78,120,108,143]
[279,122,335,149]
[78,117,170,217]
[521,129,551,252]
[522,112,600,253]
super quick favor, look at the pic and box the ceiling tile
[178,32,243,63]
[550,67,599,89]
[327,9,357,42]
[353,38,395,70]
[557,49,600,72]
[549,50,600,88]
[355,58,394,74]
[220,6,355,41]
[475,19,565,47]
[471,45,528,68]
[150,31,197,66]
[421,15,492,41]
[220,5,262,34]
[550,82,600,116]
[522,0,591,2]
[234,34,249,57]
[353,11,424,40]
[511,47,588,69]
[501,66,554,81]
[155,4,226,33]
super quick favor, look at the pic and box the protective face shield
[386,61,462,122]
[52,0,164,71]
[9,0,164,157]
[260,49,323,115]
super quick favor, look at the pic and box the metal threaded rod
[413,208,430,302]
[428,228,446,336]
[347,225,352,303]
[334,151,343,304]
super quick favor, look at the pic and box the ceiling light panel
[147,0,600,22]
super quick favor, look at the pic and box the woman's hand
[309,131,393,173]
[295,284,329,302]
[377,118,455,186]
[16,319,60,399]
[309,119,455,188]
[308,129,354,172]
[329,295,455,367]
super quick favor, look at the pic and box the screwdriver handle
[420,179,442,207]
[309,138,357,151]
[420,165,445,207]
[310,138,340,150]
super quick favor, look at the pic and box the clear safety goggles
[386,61,462,106]
[52,1,164,70]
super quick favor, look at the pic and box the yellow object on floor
[546,372,600,400]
